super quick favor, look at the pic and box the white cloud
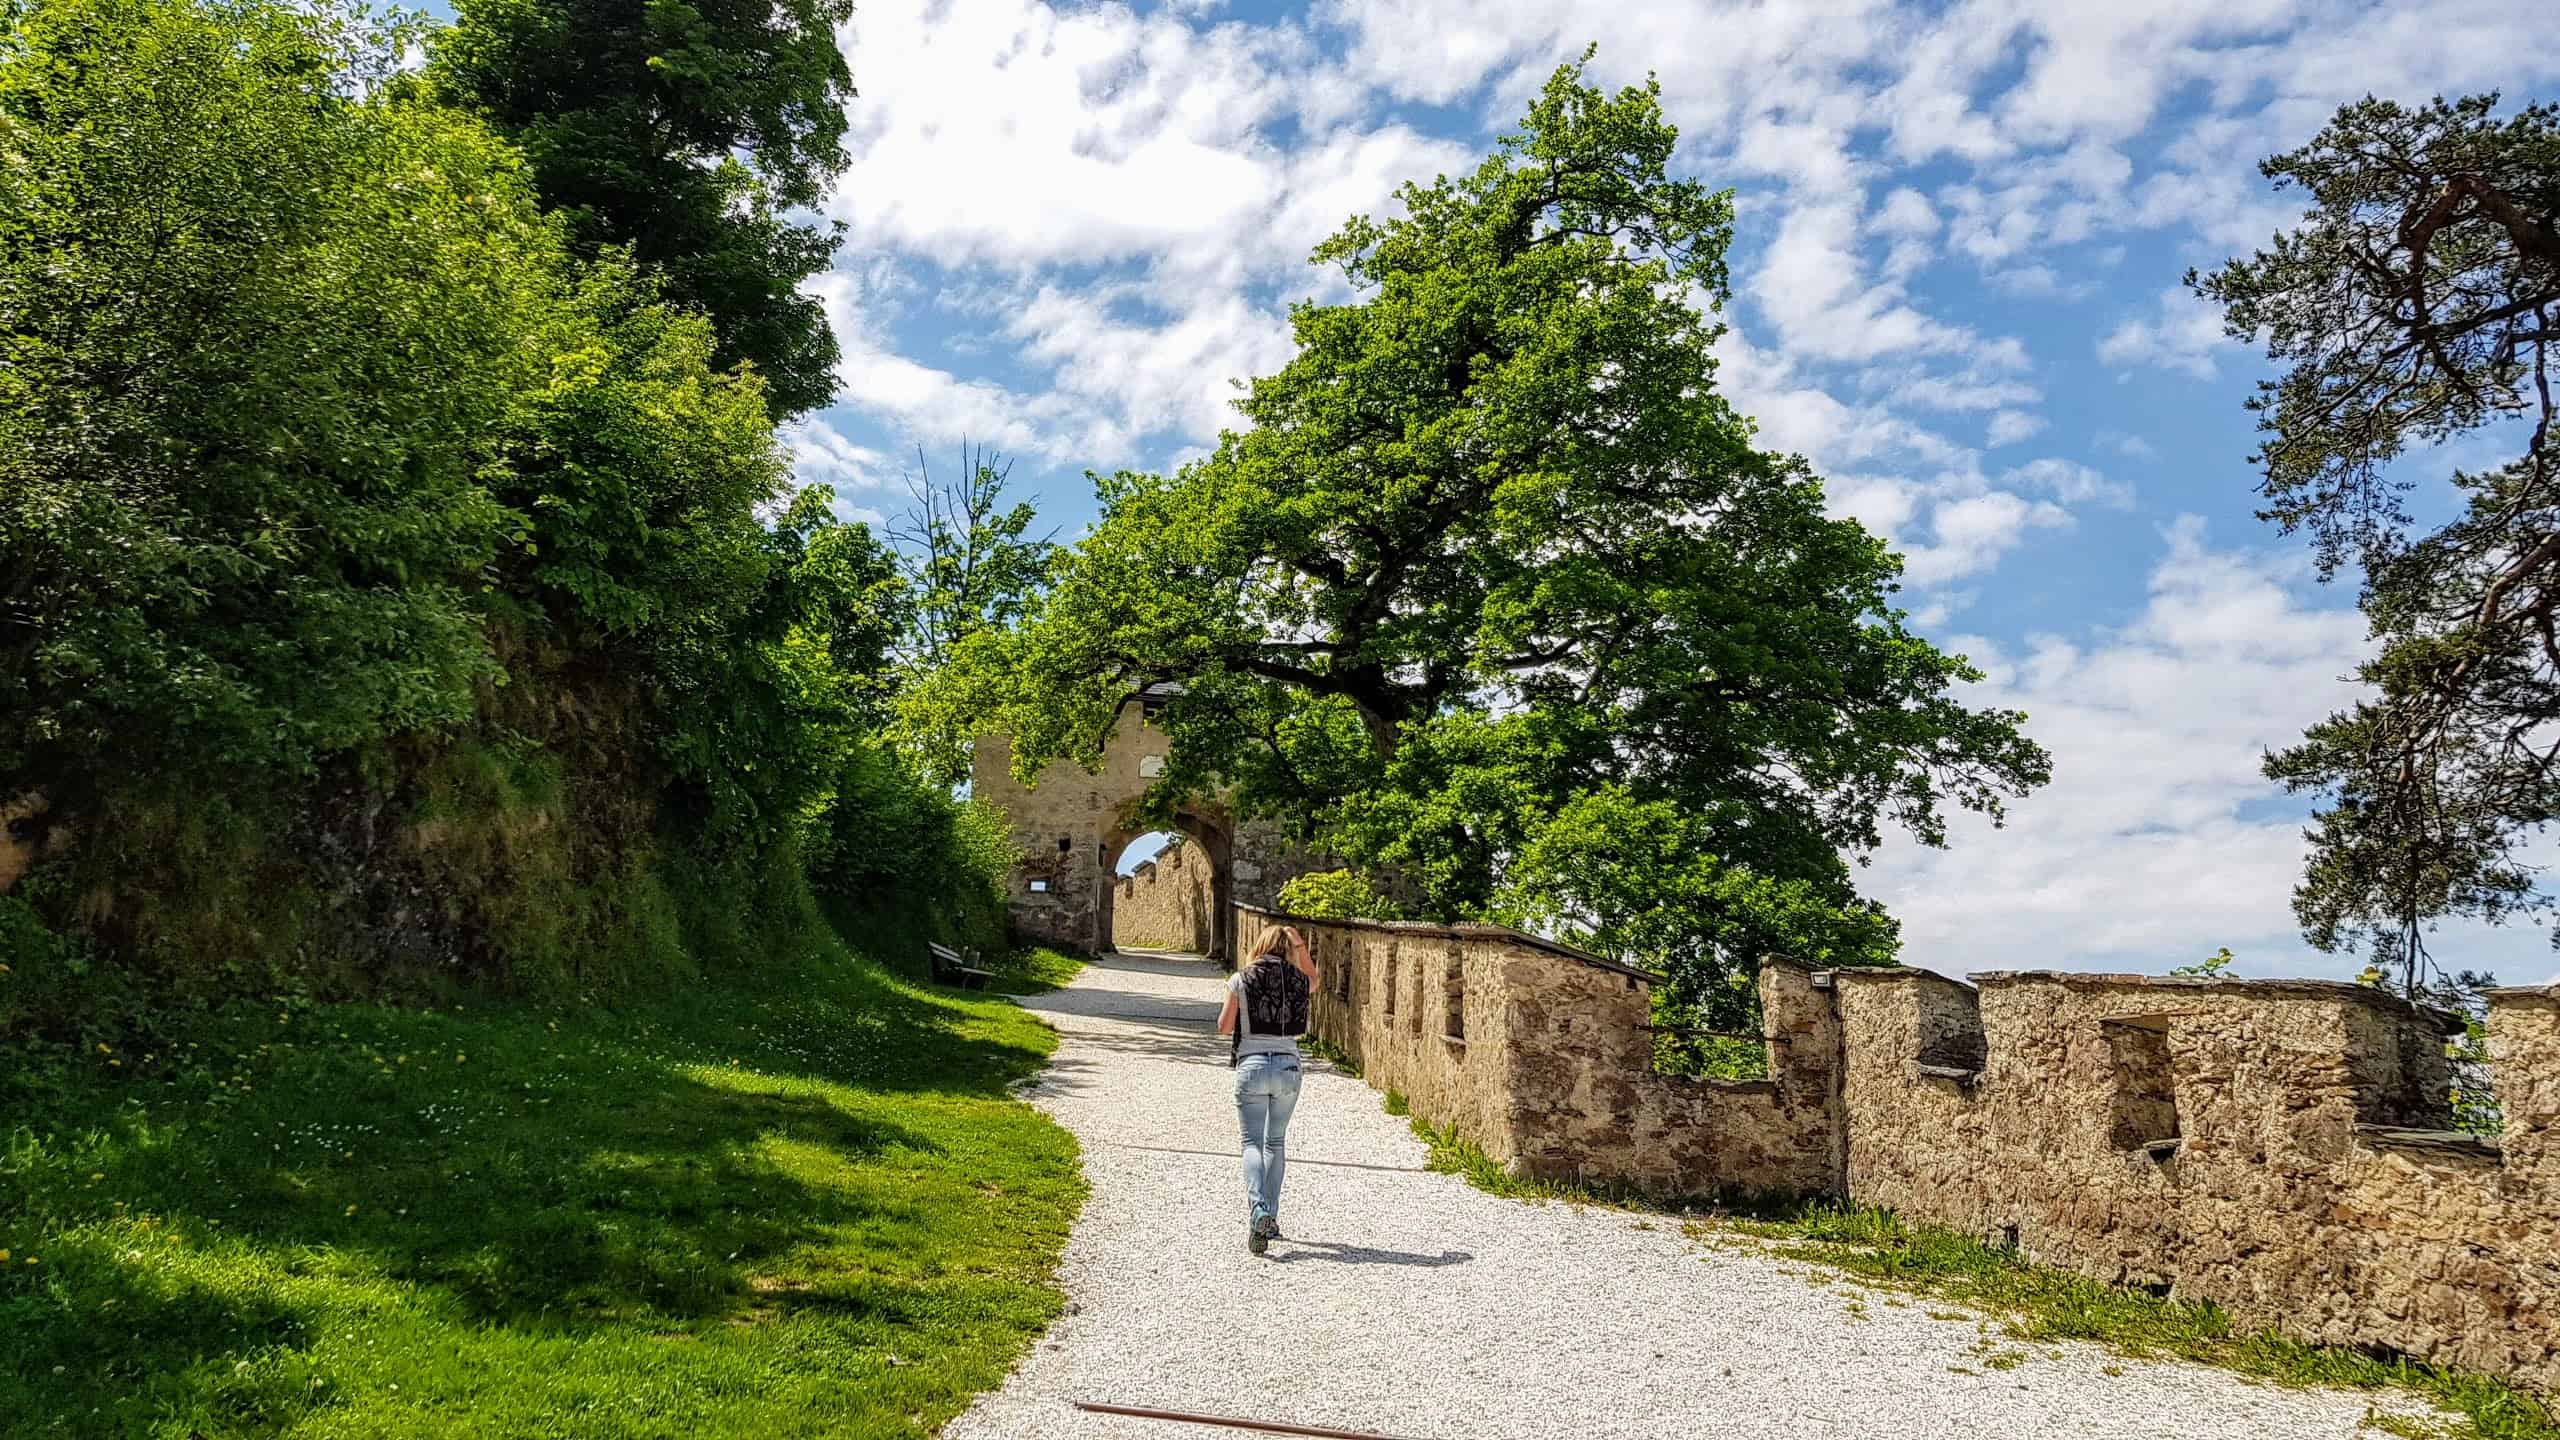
[2097,286,2233,379]
[1985,263,2093,300]
[1005,284,1298,450]
[833,0,1302,276]
[1901,491,2072,587]
[1714,330,2109,591]
[1755,198,2029,367]
[782,419,889,490]
[817,1,1484,459]
[2003,457,2132,508]
[1885,373,2041,415]
[1874,185,1939,237]
[1986,410,2045,447]
[1869,517,2374,976]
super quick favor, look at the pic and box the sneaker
[1247,1215,1269,1255]
[1262,1217,1284,1242]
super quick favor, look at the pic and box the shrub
[1275,869,1400,922]
[806,742,1019,957]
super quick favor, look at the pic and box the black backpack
[1230,955,1310,1067]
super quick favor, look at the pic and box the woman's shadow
[1268,1240,1472,1267]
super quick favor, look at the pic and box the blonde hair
[1246,923,1290,964]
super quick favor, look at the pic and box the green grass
[1385,1093,2555,1440]
[980,946,1086,996]
[1297,1035,1358,1077]
[0,928,1087,1438]
[1405,1111,1736,1210]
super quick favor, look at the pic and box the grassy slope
[0,939,1089,1438]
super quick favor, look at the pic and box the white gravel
[943,951,2431,1440]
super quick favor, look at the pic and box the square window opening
[2105,1020,2181,1152]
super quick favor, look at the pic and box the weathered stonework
[1834,969,2558,1396]
[1111,842,1215,951]
[1239,897,2560,1396]
[971,717,1327,958]
[1237,903,1836,1199]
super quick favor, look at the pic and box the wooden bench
[927,941,999,991]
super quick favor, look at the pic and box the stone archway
[1098,816,1232,959]
[971,709,1319,961]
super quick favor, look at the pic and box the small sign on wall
[1140,754,1166,777]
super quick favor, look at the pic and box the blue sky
[790,0,2560,984]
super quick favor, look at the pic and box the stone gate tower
[969,704,1322,959]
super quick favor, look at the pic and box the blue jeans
[1234,1052,1303,1223]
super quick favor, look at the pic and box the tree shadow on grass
[0,952,1083,1434]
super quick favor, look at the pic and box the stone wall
[1227,819,1330,912]
[1238,897,2560,1395]
[973,720,1329,957]
[1112,842,1215,951]
[1832,968,2558,1395]
[1235,903,1837,1198]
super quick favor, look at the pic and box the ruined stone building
[969,708,1321,960]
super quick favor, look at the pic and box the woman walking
[1218,924,1319,1254]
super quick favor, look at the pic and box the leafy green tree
[492,274,896,845]
[2193,94,2560,990]
[0,0,918,996]
[957,60,2049,1023]
[428,0,855,419]
[0,0,561,814]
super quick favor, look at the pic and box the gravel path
[943,951,2424,1440]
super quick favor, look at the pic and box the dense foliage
[1274,869,1403,922]
[0,0,546,801]
[942,61,2049,1026]
[2195,94,2560,988]
[0,0,1008,1036]
[429,0,854,419]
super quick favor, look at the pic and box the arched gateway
[969,702,1322,961]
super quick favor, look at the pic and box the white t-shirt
[1231,963,1302,1058]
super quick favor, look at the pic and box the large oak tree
[945,61,2050,1024]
